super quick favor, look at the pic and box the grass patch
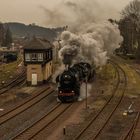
[120,64,140,97]
[0,58,22,84]
[98,63,116,80]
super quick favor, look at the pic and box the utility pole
[84,67,88,109]
[85,76,88,109]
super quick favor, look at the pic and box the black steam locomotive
[56,62,95,103]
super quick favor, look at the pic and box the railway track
[0,86,53,126]
[0,86,58,139]
[0,66,25,89]
[72,60,127,140]
[0,69,26,95]
[120,112,140,140]
[112,56,140,140]
[113,55,140,76]
[11,103,73,140]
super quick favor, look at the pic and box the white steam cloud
[49,0,123,90]
[59,22,123,67]
[79,83,92,101]
[41,0,128,29]
[42,0,123,67]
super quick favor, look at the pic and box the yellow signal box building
[24,38,53,86]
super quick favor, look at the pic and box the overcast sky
[0,0,132,27]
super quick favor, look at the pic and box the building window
[25,53,30,61]
[32,53,37,61]
[48,51,50,59]
[25,53,43,62]
[50,50,52,59]
[47,51,49,59]
[46,51,49,60]
[38,53,43,61]
[48,50,52,59]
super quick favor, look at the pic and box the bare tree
[121,0,140,60]
[122,0,140,32]
[122,0,140,17]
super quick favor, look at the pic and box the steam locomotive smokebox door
[31,74,37,85]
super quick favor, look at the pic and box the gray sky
[0,0,132,27]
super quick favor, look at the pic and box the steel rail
[74,60,127,140]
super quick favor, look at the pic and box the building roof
[0,50,18,55]
[24,38,52,50]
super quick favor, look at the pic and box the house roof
[24,38,52,50]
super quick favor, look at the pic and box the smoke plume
[41,0,123,67]
[79,83,92,101]
[48,0,123,88]
[41,0,123,29]
[59,22,123,67]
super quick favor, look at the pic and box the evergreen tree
[0,23,5,46]
[3,27,13,47]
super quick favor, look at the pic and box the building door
[31,74,37,85]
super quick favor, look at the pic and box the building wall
[27,61,53,85]
[27,64,43,85]
[43,61,53,80]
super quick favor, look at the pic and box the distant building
[24,38,53,86]
[0,50,18,63]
